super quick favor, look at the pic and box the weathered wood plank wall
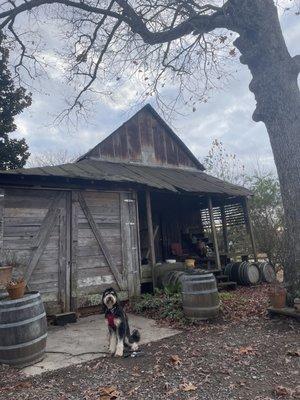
[1,187,140,313]
[85,108,199,169]
[3,189,67,313]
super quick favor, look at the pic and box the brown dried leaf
[170,354,182,366]
[236,346,256,355]
[179,382,197,392]
[273,385,292,397]
[98,386,119,399]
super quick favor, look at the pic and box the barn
[0,104,255,314]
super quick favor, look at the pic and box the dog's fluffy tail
[129,329,140,343]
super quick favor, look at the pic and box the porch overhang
[0,159,252,198]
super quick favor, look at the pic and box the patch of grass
[219,292,235,301]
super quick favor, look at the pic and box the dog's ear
[101,288,109,305]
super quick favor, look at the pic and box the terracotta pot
[0,266,13,285]
[269,286,286,309]
[185,259,195,269]
[7,281,26,300]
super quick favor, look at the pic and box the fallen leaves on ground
[235,345,256,356]
[84,386,119,400]
[273,385,293,397]
[179,382,197,392]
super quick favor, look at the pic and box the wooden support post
[208,197,221,269]
[243,198,258,262]
[65,192,72,312]
[71,191,79,312]
[146,191,156,288]
[220,205,229,255]
[0,190,4,261]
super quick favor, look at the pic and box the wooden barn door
[71,190,140,310]
[2,189,70,314]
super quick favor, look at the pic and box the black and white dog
[102,287,140,357]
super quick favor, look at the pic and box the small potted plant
[269,283,286,309]
[6,277,26,300]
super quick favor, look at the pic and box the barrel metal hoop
[0,299,42,313]
[0,348,45,365]
[0,312,46,328]
[183,277,215,281]
[0,333,47,350]
[182,289,218,295]
[0,292,40,306]
[183,304,220,311]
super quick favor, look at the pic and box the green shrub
[132,291,185,322]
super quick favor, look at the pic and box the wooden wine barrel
[243,262,260,285]
[224,262,260,285]
[161,271,186,288]
[259,262,276,283]
[156,263,185,288]
[224,262,240,282]
[182,274,220,320]
[0,292,47,367]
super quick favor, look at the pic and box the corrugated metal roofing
[0,159,251,197]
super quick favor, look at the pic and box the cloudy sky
[13,5,300,173]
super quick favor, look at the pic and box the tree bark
[227,0,300,302]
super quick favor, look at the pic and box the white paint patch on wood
[78,275,114,287]
[41,293,57,302]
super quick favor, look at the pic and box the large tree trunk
[227,0,300,302]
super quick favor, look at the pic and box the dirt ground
[0,286,299,400]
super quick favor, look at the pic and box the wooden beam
[208,197,221,269]
[220,205,229,255]
[127,192,141,297]
[146,225,159,259]
[0,189,4,262]
[70,191,79,312]
[78,192,124,289]
[24,192,63,284]
[58,194,67,312]
[120,192,141,298]
[65,192,72,312]
[145,191,156,288]
[243,198,258,262]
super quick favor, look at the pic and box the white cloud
[11,4,299,176]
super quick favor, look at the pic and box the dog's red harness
[106,313,115,328]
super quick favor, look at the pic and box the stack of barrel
[163,270,220,320]
[224,261,276,285]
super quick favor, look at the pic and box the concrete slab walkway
[22,314,180,376]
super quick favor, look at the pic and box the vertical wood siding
[85,108,199,169]
[3,189,67,314]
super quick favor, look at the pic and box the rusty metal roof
[0,159,251,197]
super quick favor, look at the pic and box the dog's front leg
[115,334,124,357]
[109,330,117,355]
